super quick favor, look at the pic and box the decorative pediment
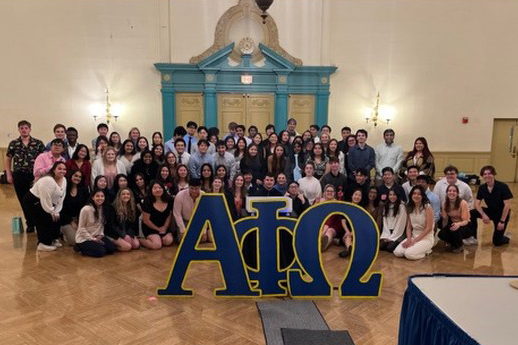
[195,42,295,72]
[190,0,302,66]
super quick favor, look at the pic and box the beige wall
[1,0,518,153]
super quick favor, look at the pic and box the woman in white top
[22,161,67,251]
[380,190,407,253]
[394,185,434,260]
[75,189,117,257]
[118,139,138,175]
[298,162,322,205]
[91,146,126,189]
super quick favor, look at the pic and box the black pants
[13,170,35,227]
[438,220,472,249]
[22,192,60,245]
[471,208,510,246]
[76,237,117,257]
[436,210,479,239]
[380,233,406,253]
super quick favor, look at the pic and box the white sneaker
[468,237,478,245]
[52,239,63,248]
[37,243,57,252]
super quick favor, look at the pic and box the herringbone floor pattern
[1,184,517,345]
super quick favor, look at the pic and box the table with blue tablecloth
[398,274,518,345]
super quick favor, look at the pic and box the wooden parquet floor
[1,184,518,345]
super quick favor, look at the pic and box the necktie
[188,137,192,154]
[178,154,182,164]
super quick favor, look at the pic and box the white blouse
[381,203,407,242]
[298,176,322,205]
[29,176,67,216]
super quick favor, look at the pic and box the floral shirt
[7,136,45,173]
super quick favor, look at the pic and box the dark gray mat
[256,300,329,345]
[282,328,355,345]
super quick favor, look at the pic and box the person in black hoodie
[130,149,158,185]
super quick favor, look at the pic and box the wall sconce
[90,89,123,124]
[364,92,394,127]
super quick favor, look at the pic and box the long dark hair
[88,189,109,224]
[145,180,171,204]
[407,185,430,213]
[407,137,434,161]
[242,143,260,165]
[200,163,214,187]
[384,190,402,217]
[71,144,91,161]
[95,136,109,155]
[118,139,136,156]
[66,169,85,192]
[270,144,286,175]
[444,184,462,214]
[93,175,107,190]
[46,161,67,179]
[234,137,248,158]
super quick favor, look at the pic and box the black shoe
[339,247,351,258]
[26,226,35,233]
[494,237,510,247]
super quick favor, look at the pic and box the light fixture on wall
[90,89,123,124]
[364,92,394,127]
[255,0,274,24]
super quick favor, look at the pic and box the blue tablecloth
[398,274,518,345]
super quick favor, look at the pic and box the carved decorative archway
[189,0,302,66]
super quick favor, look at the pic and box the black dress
[141,199,173,237]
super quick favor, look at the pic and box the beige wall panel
[218,94,245,136]
[176,93,204,128]
[288,95,315,133]
[246,94,274,134]
[433,152,491,178]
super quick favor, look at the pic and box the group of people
[4,118,512,260]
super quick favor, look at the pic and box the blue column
[315,90,330,127]
[162,89,175,140]
[204,89,217,128]
[275,91,288,130]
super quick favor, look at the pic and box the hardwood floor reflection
[1,184,517,345]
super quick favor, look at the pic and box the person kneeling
[75,189,117,257]
[394,186,434,260]
[106,188,141,251]
[139,180,174,249]
[438,185,472,253]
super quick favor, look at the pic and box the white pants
[393,236,434,260]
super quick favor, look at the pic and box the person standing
[347,129,375,183]
[375,129,403,185]
[183,121,198,154]
[5,120,45,232]
[187,140,215,179]
[33,139,66,182]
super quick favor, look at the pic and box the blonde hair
[113,188,137,222]
[102,146,118,165]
